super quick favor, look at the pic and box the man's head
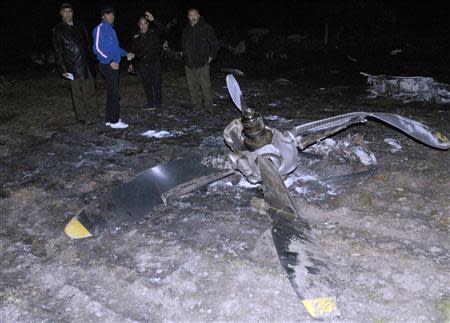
[101,6,115,24]
[59,2,73,23]
[138,16,149,33]
[187,8,200,26]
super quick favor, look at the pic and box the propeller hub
[242,110,273,151]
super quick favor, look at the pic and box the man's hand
[62,73,70,78]
[128,64,134,73]
[208,56,213,63]
[110,61,119,70]
[144,11,154,21]
[126,52,135,61]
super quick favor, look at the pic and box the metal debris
[361,72,450,104]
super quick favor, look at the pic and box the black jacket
[129,21,164,67]
[52,20,95,79]
[181,18,219,68]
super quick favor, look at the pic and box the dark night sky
[1,1,449,67]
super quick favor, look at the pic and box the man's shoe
[105,120,129,129]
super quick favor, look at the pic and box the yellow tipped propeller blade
[64,215,92,239]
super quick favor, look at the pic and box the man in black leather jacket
[52,2,97,122]
[128,11,165,111]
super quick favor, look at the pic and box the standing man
[181,8,219,112]
[52,2,97,123]
[128,12,164,111]
[93,5,133,129]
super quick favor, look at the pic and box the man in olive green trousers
[181,9,219,111]
[185,64,213,109]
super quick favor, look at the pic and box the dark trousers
[70,73,96,121]
[185,63,213,109]
[99,63,120,123]
[136,60,162,107]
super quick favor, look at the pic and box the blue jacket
[93,20,127,64]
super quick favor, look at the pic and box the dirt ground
[0,60,449,322]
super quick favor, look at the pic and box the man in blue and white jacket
[93,6,133,129]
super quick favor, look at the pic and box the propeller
[65,73,448,320]
[257,155,338,319]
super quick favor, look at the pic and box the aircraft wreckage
[65,74,449,319]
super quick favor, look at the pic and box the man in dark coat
[52,2,97,122]
[181,8,219,111]
[128,11,165,111]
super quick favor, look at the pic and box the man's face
[60,8,73,22]
[187,10,200,26]
[138,18,149,33]
[103,12,115,24]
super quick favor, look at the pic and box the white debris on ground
[384,138,403,153]
[286,168,341,201]
[360,72,450,104]
[294,186,309,195]
[263,115,292,123]
[205,160,342,202]
[141,130,183,138]
[208,179,234,188]
[390,49,403,56]
[284,172,317,188]
[347,55,358,62]
[305,135,377,166]
[238,177,259,188]
[201,155,233,170]
[352,146,377,165]
[304,138,337,156]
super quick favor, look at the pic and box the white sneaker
[105,120,128,129]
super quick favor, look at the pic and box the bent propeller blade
[257,155,338,319]
[291,112,449,150]
[64,208,106,239]
[369,112,450,150]
[291,112,369,149]
[65,155,233,239]
[226,74,244,112]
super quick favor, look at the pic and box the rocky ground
[0,59,449,322]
